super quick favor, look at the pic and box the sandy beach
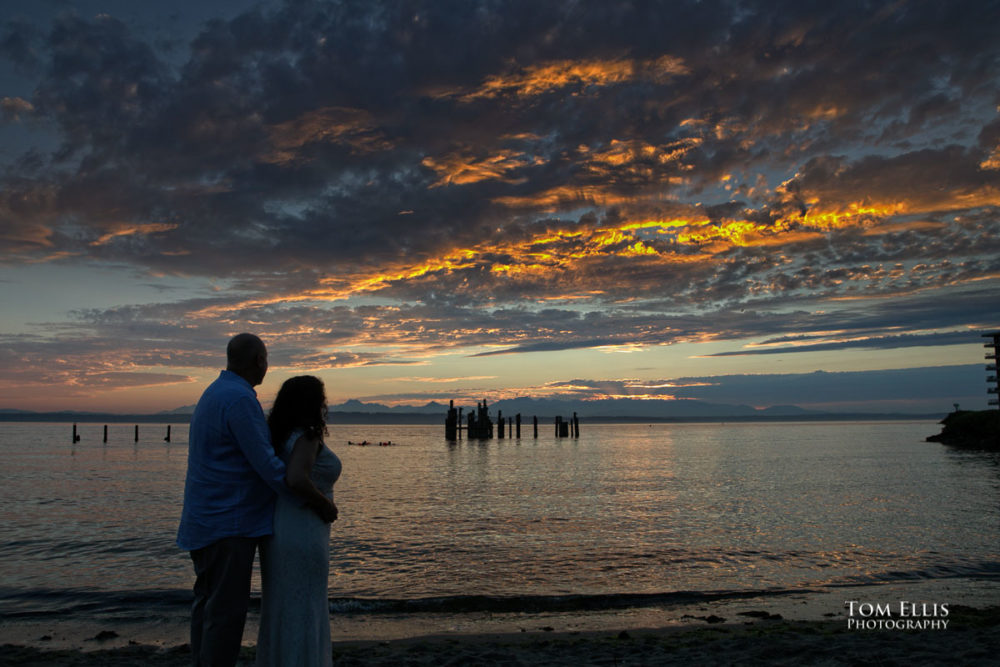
[3,583,998,667]
[3,606,998,666]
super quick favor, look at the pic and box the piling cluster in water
[444,399,579,441]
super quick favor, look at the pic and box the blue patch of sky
[0,263,212,334]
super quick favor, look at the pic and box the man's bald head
[226,333,268,386]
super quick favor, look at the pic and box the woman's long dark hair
[268,375,328,455]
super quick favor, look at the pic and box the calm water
[0,420,998,619]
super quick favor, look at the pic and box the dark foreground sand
[3,606,997,666]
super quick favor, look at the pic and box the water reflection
[0,421,997,601]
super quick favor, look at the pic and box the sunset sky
[1,0,998,414]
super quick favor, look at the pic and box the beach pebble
[682,614,727,624]
[738,611,784,621]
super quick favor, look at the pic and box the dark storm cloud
[3,1,996,260]
[2,0,999,392]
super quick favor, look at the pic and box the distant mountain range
[0,398,945,423]
[331,397,817,417]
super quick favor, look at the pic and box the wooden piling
[446,400,459,440]
[443,399,528,440]
[165,425,171,442]
[72,423,81,443]
[461,399,495,440]
[134,425,139,443]
[103,425,108,443]
[573,412,580,438]
[533,416,538,438]
[482,400,494,439]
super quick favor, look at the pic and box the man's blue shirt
[177,371,288,551]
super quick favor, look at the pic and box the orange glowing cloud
[981,146,1000,171]
[456,55,688,101]
[663,200,911,251]
[586,137,701,168]
[789,202,906,231]
[466,59,632,99]
[805,104,846,120]
[264,106,391,164]
[90,222,179,246]
[492,185,638,210]
[185,189,972,325]
[186,218,717,318]
[422,150,544,187]
[0,223,54,254]
[1,96,34,121]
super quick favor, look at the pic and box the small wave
[1,586,804,620]
[820,560,1000,588]
[5,558,998,622]
[0,587,191,619]
[328,588,810,616]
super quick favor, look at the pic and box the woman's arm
[286,433,338,523]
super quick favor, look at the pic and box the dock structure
[985,331,1000,408]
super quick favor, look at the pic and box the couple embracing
[177,334,341,667]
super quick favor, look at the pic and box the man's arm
[229,395,337,522]
[228,395,289,496]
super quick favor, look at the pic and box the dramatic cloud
[1,0,998,410]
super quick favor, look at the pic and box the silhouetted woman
[256,375,341,666]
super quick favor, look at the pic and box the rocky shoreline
[926,410,1000,451]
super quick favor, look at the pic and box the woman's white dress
[257,430,341,666]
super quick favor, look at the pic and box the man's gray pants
[190,536,259,667]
